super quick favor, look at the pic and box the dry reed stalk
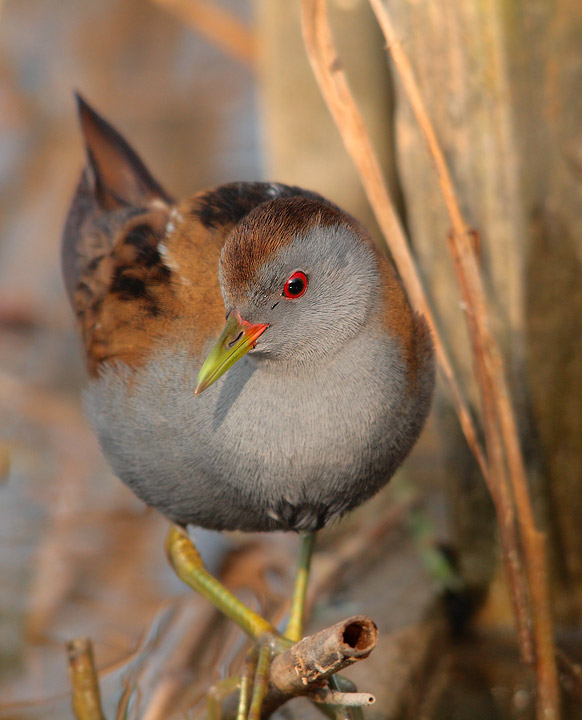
[301,0,560,717]
[66,637,105,720]
[147,0,255,66]
[367,2,559,717]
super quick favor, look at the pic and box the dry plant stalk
[218,616,378,718]
[367,2,559,717]
[300,0,560,718]
[270,615,377,693]
[66,637,105,720]
[147,0,255,65]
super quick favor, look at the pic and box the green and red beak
[194,310,269,395]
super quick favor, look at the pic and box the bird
[62,94,435,712]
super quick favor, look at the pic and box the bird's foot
[166,527,376,717]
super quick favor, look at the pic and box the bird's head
[194,196,380,394]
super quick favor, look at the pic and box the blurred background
[0,0,580,718]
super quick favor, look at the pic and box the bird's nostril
[228,331,243,348]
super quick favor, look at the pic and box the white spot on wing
[164,207,183,238]
[158,241,180,274]
[158,208,186,276]
[266,183,282,198]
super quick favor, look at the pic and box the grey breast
[84,317,430,533]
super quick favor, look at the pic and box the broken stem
[66,637,105,720]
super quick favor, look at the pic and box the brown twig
[270,616,377,694]
[147,0,255,66]
[300,1,559,718]
[66,637,105,720]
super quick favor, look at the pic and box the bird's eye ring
[283,271,308,299]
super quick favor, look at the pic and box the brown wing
[62,95,174,302]
[72,208,181,375]
[62,96,323,376]
[62,96,181,375]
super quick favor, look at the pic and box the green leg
[166,526,319,719]
[165,525,278,641]
[284,532,317,643]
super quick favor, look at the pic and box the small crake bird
[62,95,435,715]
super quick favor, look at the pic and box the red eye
[283,271,308,299]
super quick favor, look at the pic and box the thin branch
[147,0,255,66]
[310,689,375,707]
[367,2,558,717]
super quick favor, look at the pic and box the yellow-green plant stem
[165,525,277,641]
[248,644,272,720]
[207,675,240,720]
[285,532,317,642]
[236,647,258,720]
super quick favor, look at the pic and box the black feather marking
[124,224,171,277]
[193,182,321,230]
[85,255,104,273]
[111,268,150,301]
[108,222,173,316]
[275,499,328,532]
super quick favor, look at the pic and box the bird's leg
[166,526,329,719]
[284,532,317,642]
[165,525,278,641]
[166,526,296,718]
[284,534,364,720]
